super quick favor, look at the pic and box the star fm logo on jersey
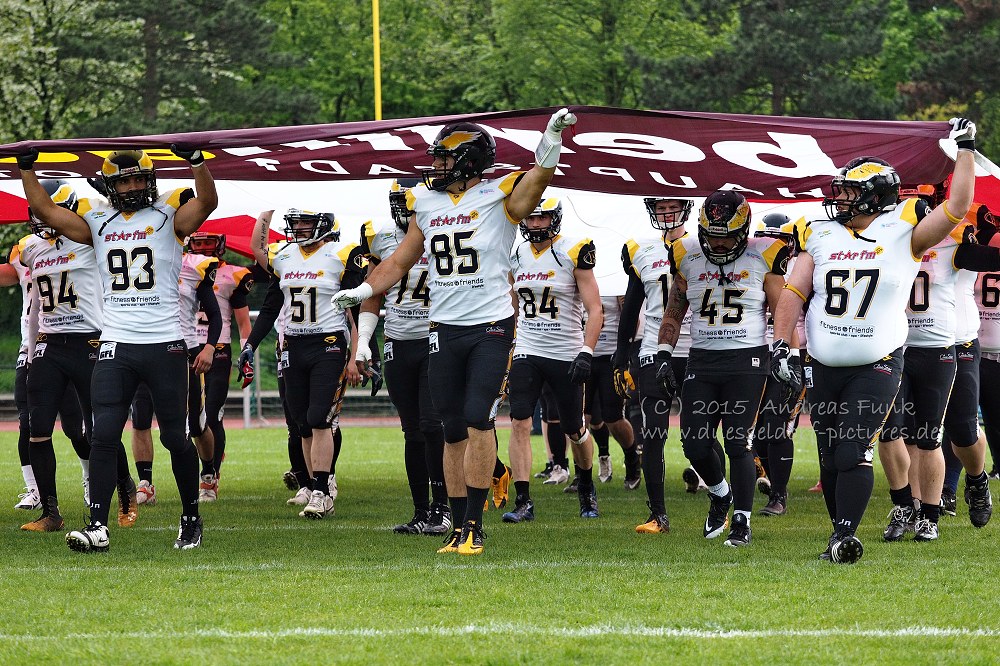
[514,271,555,282]
[33,254,72,270]
[651,259,670,269]
[428,213,473,228]
[698,269,748,282]
[921,250,938,262]
[283,270,321,280]
[103,229,148,242]
[827,249,880,261]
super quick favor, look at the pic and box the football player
[251,208,365,520]
[503,197,602,523]
[334,109,578,555]
[354,178,452,535]
[20,146,218,552]
[770,118,979,563]
[657,191,789,547]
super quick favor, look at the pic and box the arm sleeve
[616,273,645,349]
[196,272,222,346]
[246,276,284,350]
[229,272,254,310]
[954,242,1000,271]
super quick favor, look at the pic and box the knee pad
[681,436,711,464]
[950,424,980,448]
[159,426,193,454]
[834,440,872,472]
[724,441,752,460]
[305,407,334,432]
[443,419,469,444]
[297,423,312,440]
[914,438,943,452]
[466,418,495,434]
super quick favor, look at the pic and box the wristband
[790,348,800,357]
[580,345,593,356]
[357,311,379,347]
[657,343,674,354]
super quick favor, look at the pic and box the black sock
[314,471,330,496]
[423,426,448,505]
[576,465,594,492]
[115,443,132,485]
[889,484,913,508]
[920,502,941,523]
[68,434,91,461]
[28,438,57,511]
[465,486,488,525]
[623,444,639,466]
[212,423,227,475]
[966,470,989,487]
[729,454,754,513]
[712,439,727,478]
[88,444,119,525]
[329,428,342,476]
[170,443,200,518]
[449,496,467,528]
[593,424,610,457]
[136,460,153,484]
[768,437,793,495]
[820,466,838,522]
[689,451,724,488]
[403,433,431,511]
[547,420,567,468]
[645,482,665,514]
[834,466,874,535]
[514,480,530,501]
[200,457,216,477]
[493,456,507,479]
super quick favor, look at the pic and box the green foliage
[0,426,998,663]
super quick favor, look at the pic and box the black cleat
[940,490,957,517]
[724,512,751,547]
[624,457,642,491]
[174,515,203,550]
[912,518,939,542]
[393,509,430,535]
[423,503,453,535]
[579,489,599,519]
[704,491,732,539]
[882,504,916,542]
[502,499,535,523]
[965,481,993,528]
[758,492,787,517]
[534,461,554,479]
[830,534,864,564]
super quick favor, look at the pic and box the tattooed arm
[658,274,689,347]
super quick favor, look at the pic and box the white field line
[0,624,998,641]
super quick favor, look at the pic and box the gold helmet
[520,198,563,243]
[101,150,157,212]
[697,190,751,266]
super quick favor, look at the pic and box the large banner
[0,105,980,204]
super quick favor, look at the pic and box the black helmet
[697,190,751,266]
[388,177,421,231]
[823,156,900,224]
[422,122,496,191]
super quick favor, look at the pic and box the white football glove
[355,341,371,368]
[535,107,578,168]
[949,117,977,148]
[331,283,374,312]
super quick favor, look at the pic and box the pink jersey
[196,262,253,344]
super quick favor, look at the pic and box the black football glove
[236,342,255,388]
[611,347,634,398]
[17,148,38,171]
[769,339,802,404]
[361,359,384,396]
[86,176,109,197]
[568,350,592,385]
[170,143,205,167]
[654,349,678,396]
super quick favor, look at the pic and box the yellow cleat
[491,465,512,509]
[21,513,65,532]
[457,520,484,556]
[436,529,462,554]
[635,512,670,534]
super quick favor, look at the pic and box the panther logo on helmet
[187,232,227,257]
[423,122,497,192]
[283,209,339,245]
[697,190,751,266]
[644,197,693,232]
[101,150,158,213]
[29,179,78,240]
[823,156,900,225]
[520,198,563,243]
[388,177,422,232]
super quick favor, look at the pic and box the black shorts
[282,332,349,433]
[26,332,99,439]
[428,316,514,443]
[881,345,957,449]
[584,355,625,424]
[805,347,903,472]
[385,336,442,435]
[508,354,583,435]
[944,339,981,448]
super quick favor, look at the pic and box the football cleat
[579,489,599,519]
[829,534,864,564]
[328,475,338,501]
[598,455,613,483]
[66,522,109,553]
[682,467,707,494]
[754,456,771,497]
[724,513,751,547]
[393,509,430,535]
[282,469,299,490]
[423,503,453,535]
[14,487,40,510]
[912,518,939,542]
[436,528,462,554]
[136,480,157,506]
[287,486,312,506]
[988,467,999,481]
[543,464,569,485]
[635,505,670,534]
[491,465,512,509]
[22,512,64,532]
[174,515,203,550]
[117,477,138,528]
[82,473,90,506]
[502,499,535,524]
[758,492,787,517]
[457,520,485,556]
[301,490,334,519]
[940,490,957,517]
[534,461,554,479]
[882,504,916,542]
[704,491,732,539]
[965,480,993,528]
[808,480,823,493]
[198,474,219,503]
[624,458,642,490]
[563,476,580,494]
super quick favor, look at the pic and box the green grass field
[2,426,999,665]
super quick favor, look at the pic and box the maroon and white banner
[0,106,967,201]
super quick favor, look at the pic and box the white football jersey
[18,234,102,334]
[362,219,431,341]
[178,253,219,349]
[803,198,923,366]
[671,235,787,350]
[511,234,595,361]
[407,174,521,325]
[268,239,365,337]
[8,242,31,350]
[196,262,253,345]
[595,295,621,357]
[953,269,978,344]
[79,190,189,343]
[976,271,1000,353]
[905,225,967,347]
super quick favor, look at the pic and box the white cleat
[136,480,157,506]
[543,465,570,485]
[66,522,110,553]
[328,475,338,501]
[287,487,312,506]
[198,474,219,503]
[598,455,613,483]
[300,490,335,519]
[14,487,40,510]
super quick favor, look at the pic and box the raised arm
[251,211,274,269]
[506,109,577,221]
[911,119,977,257]
[19,156,92,245]
[172,147,219,238]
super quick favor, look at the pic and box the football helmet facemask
[101,150,157,212]
[697,190,751,266]
[644,197,693,232]
[187,232,227,257]
[422,122,496,192]
[388,177,421,232]
[823,156,900,225]
[284,209,339,244]
[754,213,799,256]
[29,179,78,240]
[520,198,563,243]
